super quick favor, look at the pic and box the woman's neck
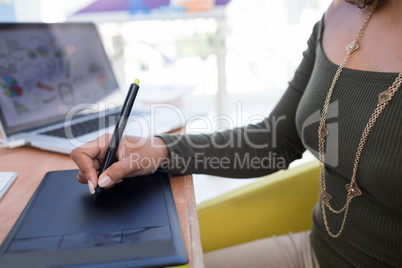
[376,0,402,23]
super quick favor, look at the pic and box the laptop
[0,23,191,154]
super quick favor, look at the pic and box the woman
[71,0,402,266]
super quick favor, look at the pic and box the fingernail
[88,181,95,194]
[98,176,113,188]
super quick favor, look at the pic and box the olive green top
[158,17,402,267]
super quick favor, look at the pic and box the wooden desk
[0,147,204,268]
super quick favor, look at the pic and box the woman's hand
[70,134,169,194]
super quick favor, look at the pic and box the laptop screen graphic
[0,23,119,135]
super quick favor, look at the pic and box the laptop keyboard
[41,110,148,139]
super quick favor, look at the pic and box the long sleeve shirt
[158,17,402,267]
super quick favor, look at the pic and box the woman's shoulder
[321,1,369,68]
[323,1,362,34]
[323,1,360,24]
[322,1,402,72]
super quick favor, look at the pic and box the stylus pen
[92,79,140,201]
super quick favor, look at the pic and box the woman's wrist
[152,137,170,170]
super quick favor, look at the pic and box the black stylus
[92,79,140,201]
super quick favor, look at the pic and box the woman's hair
[343,0,386,9]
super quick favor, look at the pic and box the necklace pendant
[345,181,362,199]
[319,125,328,140]
[320,190,332,206]
[378,90,392,105]
[346,41,360,54]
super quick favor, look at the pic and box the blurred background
[0,0,331,202]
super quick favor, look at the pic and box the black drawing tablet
[0,170,188,268]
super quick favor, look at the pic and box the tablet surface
[0,170,188,268]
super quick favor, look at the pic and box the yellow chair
[197,160,320,253]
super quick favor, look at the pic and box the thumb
[98,160,130,188]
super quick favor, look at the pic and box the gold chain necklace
[318,8,402,238]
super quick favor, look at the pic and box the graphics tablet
[0,170,188,268]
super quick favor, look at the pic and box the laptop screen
[0,23,119,136]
